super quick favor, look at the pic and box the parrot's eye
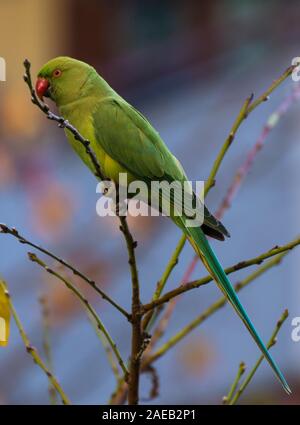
[52,69,62,78]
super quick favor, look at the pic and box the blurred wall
[0,0,70,138]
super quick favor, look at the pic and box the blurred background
[1,0,300,405]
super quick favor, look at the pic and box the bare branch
[142,236,186,331]
[223,362,246,404]
[143,248,292,366]
[216,83,300,219]
[0,223,130,320]
[119,217,142,405]
[204,94,253,195]
[28,252,129,377]
[142,236,300,313]
[145,63,299,335]
[39,295,57,405]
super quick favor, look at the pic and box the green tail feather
[183,224,291,395]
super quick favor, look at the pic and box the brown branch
[119,217,142,405]
[39,295,58,405]
[107,244,293,404]
[0,223,130,320]
[28,252,129,377]
[143,249,290,366]
[142,236,185,331]
[141,365,160,402]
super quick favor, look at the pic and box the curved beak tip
[35,77,49,100]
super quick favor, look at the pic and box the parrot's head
[36,56,95,106]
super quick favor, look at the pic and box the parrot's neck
[57,70,116,109]
[84,72,117,101]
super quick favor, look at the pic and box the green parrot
[36,57,290,394]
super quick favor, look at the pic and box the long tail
[183,223,291,394]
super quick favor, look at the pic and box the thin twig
[204,94,253,195]
[142,236,186,331]
[87,312,121,382]
[39,295,57,405]
[109,246,293,403]
[157,83,300,337]
[206,63,300,196]
[216,83,300,219]
[229,309,289,405]
[0,223,130,320]
[28,252,129,377]
[0,280,70,405]
[143,248,291,366]
[145,63,299,334]
[141,365,160,402]
[144,299,177,355]
[142,236,300,313]
[222,362,246,404]
[246,64,298,114]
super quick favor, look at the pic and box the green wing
[92,96,185,182]
[93,96,229,239]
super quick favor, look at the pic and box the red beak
[35,77,49,100]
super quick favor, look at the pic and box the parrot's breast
[59,100,136,184]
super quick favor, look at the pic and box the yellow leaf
[0,280,10,347]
